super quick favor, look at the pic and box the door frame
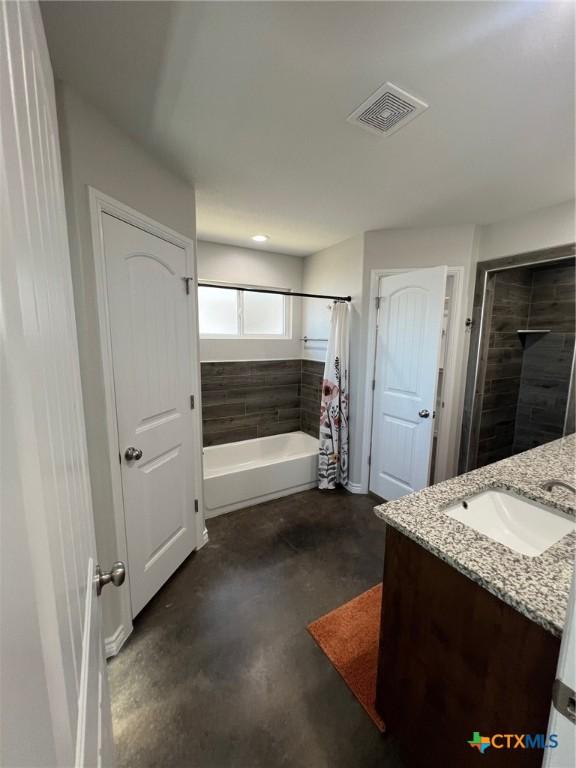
[89,187,207,653]
[360,266,466,495]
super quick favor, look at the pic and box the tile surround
[476,259,575,468]
[514,263,575,453]
[459,244,575,474]
[300,360,324,438]
[477,267,531,466]
[200,359,324,446]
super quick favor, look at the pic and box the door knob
[95,561,126,596]
[418,409,430,418]
[124,446,143,461]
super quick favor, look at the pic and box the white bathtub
[203,431,319,518]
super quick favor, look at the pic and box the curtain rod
[197,281,351,302]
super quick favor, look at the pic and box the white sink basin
[444,488,575,557]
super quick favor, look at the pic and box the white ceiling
[41,1,575,256]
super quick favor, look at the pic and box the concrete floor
[108,488,407,768]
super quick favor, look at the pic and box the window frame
[198,281,293,340]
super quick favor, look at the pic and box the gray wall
[363,225,478,484]
[198,240,304,361]
[301,235,365,484]
[300,206,576,488]
[57,83,197,641]
[478,201,575,262]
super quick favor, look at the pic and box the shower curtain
[318,301,350,489]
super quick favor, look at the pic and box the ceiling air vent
[347,82,428,137]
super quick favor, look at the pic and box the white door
[370,267,447,500]
[1,2,115,766]
[544,574,576,767]
[101,213,199,616]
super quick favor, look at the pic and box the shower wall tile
[300,359,324,438]
[302,359,325,374]
[514,262,575,454]
[489,315,532,333]
[204,426,259,445]
[515,376,570,410]
[535,283,575,303]
[476,267,531,468]
[489,332,524,350]
[513,334,574,452]
[244,398,295,413]
[200,358,325,446]
[461,247,575,473]
[533,264,575,286]
[200,359,301,446]
[277,406,301,420]
[527,302,575,332]
[527,263,575,333]
[481,388,520,411]
[202,402,246,419]
[259,419,302,437]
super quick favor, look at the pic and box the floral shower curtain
[318,301,350,489]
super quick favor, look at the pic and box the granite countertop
[374,434,576,637]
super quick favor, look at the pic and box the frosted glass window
[198,283,290,338]
[243,292,285,335]
[198,286,238,335]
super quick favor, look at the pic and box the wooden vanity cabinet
[375,527,561,768]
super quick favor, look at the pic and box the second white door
[370,266,447,501]
[102,212,200,616]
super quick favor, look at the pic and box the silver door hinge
[372,379,376,391]
[183,276,193,295]
[552,679,575,724]
[368,455,371,467]
[190,394,195,410]
[375,296,381,310]
[194,499,199,513]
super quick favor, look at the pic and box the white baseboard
[105,624,131,659]
[198,526,209,549]
[345,481,368,494]
[205,481,317,519]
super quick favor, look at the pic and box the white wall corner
[104,623,132,659]
[198,525,209,549]
[345,481,367,494]
[477,200,575,263]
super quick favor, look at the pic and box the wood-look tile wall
[514,263,575,453]
[300,360,324,437]
[200,359,324,446]
[476,261,575,467]
[459,244,575,474]
[477,268,531,466]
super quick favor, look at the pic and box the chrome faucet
[539,479,576,494]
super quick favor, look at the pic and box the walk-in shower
[461,245,575,471]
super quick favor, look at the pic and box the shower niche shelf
[516,329,551,348]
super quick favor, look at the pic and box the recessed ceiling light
[251,234,269,243]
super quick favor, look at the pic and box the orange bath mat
[307,583,385,732]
